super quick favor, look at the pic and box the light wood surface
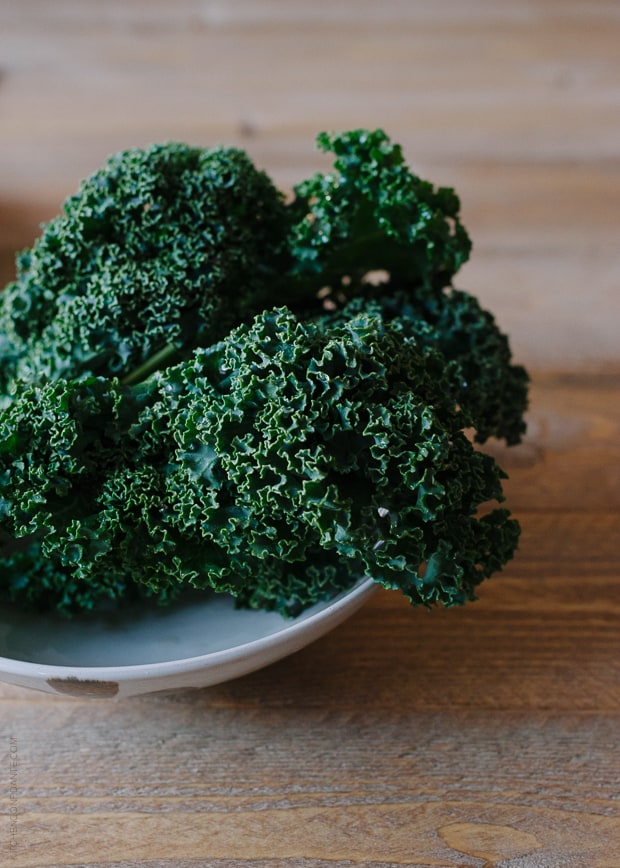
[1,2,619,866]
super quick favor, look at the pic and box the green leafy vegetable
[287,128,472,299]
[0,309,519,616]
[316,284,529,445]
[0,142,289,403]
[286,129,527,446]
[0,128,528,618]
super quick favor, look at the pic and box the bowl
[0,578,376,699]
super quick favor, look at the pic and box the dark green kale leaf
[286,129,527,445]
[0,538,175,616]
[0,142,289,403]
[0,373,228,610]
[287,128,472,300]
[0,308,519,617]
[316,283,529,445]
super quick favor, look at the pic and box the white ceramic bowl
[0,578,376,699]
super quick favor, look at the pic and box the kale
[0,128,528,617]
[0,309,519,616]
[288,129,529,446]
[287,128,472,300]
[0,142,289,403]
[316,284,529,445]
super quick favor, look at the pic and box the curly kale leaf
[287,128,472,299]
[381,286,529,445]
[0,308,519,616]
[134,307,519,610]
[0,142,289,402]
[0,538,176,616]
[285,129,527,444]
[316,284,529,445]
[0,373,228,608]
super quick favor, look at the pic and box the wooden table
[1,2,619,865]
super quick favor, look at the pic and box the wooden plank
[2,701,619,866]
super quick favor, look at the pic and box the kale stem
[121,343,181,385]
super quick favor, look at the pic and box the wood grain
[0,1,619,866]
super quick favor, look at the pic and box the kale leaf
[0,142,289,403]
[287,128,472,299]
[0,309,519,616]
[316,284,529,445]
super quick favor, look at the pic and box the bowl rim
[0,576,376,683]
